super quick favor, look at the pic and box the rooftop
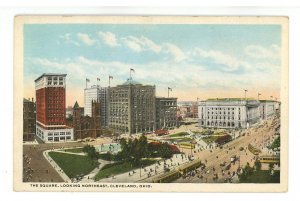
[23,98,34,103]
[73,101,80,109]
[206,98,255,101]
[34,73,67,82]
[121,79,141,86]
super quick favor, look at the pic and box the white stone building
[198,99,261,129]
[84,85,108,127]
[198,98,279,129]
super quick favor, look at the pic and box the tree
[254,160,262,171]
[158,143,173,159]
[82,145,98,160]
[238,162,254,182]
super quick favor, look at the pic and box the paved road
[23,142,84,182]
[174,115,280,183]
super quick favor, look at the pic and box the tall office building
[108,80,156,134]
[84,85,108,127]
[155,97,177,130]
[35,73,73,142]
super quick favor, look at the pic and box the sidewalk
[43,149,72,183]
[97,154,191,183]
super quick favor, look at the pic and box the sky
[23,24,282,106]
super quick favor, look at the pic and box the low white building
[198,98,279,129]
[198,98,261,129]
[36,125,74,142]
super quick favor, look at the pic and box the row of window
[48,131,71,136]
[47,136,71,141]
[202,107,241,111]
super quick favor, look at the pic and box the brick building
[35,73,73,142]
[73,100,102,140]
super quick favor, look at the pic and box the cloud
[77,33,96,46]
[122,36,162,53]
[59,33,80,46]
[163,43,186,62]
[141,36,162,53]
[244,44,280,59]
[26,56,280,104]
[194,48,245,71]
[122,36,143,52]
[97,31,119,47]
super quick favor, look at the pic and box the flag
[168,87,172,91]
[109,75,113,79]
[258,93,261,96]
[130,68,135,73]
[97,78,100,81]
[86,78,90,82]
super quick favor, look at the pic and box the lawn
[48,151,98,178]
[63,147,83,153]
[169,132,189,138]
[202,135,220,144]
[94,159,157,181]
[239,170,280,183]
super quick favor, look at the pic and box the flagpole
[130,69,132,80]
[86,79,87,89]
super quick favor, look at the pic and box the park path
[79,159,113,183]
[43,149,72,182]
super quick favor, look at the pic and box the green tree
[158,143,173,159]
[82,145,98,160]
[254,160,262,171]
[239,162,254,182]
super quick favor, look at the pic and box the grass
[48,151,98,178]
[94,159,157,181]
[202,135,220,144]
[63,147,83,153]
[239,170,280,183]
[169,132,189,138]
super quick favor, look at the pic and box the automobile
[239,147,244,151]
[220,161,226,167]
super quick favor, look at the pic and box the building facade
[198,99,261,129]
[23,98,36,141]
[73,101,101,140]
[35,73,73,142]
[155,97,177,130]
[177,101,198,119]
[84,85,108,127]
[259,100,277,120]
[108,80,156,134]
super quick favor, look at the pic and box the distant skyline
[24,24,282,106]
